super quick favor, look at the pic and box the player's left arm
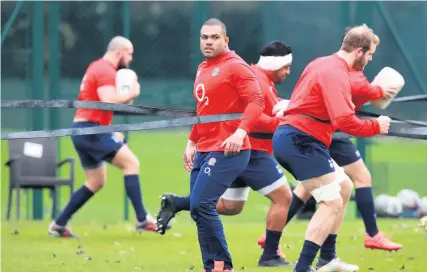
[221,61,264,155]
[351,71,384,101]
[319,70,380,137]
[229,61,265,133]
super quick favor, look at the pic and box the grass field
[2,131,427,271]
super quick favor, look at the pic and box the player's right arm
[183,125,198,171]
[319,70,389,136]
[98,85,139,104]
[93,66,139,104]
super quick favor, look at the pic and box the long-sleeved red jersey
[74,59,117,125]
[280,54,380,147]
[248,64,280,154]
[350,70,384,110]
[189,51,264,152]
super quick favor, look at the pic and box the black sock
[56,185,94,226]
[174,196,190,212]
[124,175,148,222]
[286,192,305,223]
[320,234,337,261]
[295,240,321,272]
[355,187,379,237]
[261,229,282,260]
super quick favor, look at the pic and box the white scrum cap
[258,54,293,71]
[116,68,137,95]
[370,67,405,109]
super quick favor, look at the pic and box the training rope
[1,99,426,140]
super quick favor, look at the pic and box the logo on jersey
[208,157,216,166]
[212,66,220,77]
[195,83,209,106]
[355,150,361,158]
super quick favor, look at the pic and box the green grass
[1,131,427,271]
[2,219,427,272]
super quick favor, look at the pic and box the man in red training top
[48,36,157,238]
[157,41,294,268]
[217,41,293,267]
[173,18,264,272]
[258,28,402,269]
[272,25,391,272]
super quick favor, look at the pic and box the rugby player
[48,36,157,237]
[272,25,391,272]
[181,18,264,272]
[157,41,295,268]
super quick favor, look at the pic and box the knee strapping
[310,180,341,203]
[332,159,349,184]
[221,187,250,201]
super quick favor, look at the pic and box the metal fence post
[123,0,131,221]
[32,0,45,220]
[191,2,209,72]
[49,1,61,218]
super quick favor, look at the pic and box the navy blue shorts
[222,150,286,200]
[329,138,361,167]
[272,125,335,181]
[190,150,250,196]
[71,122,123,169]
[189,151,251,200]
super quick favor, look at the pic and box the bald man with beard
[48,36,158,237]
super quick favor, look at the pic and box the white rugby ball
[273,99,290,117]
[397,189,421,209]
[375,194,403,217]
[116,68,137,95]
[370,67,405,109]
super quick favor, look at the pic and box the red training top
[248,64,281,154]
[74,59,117,126]
[189,51,264,152]
[280,54,380,147]
[350,70,384,110]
